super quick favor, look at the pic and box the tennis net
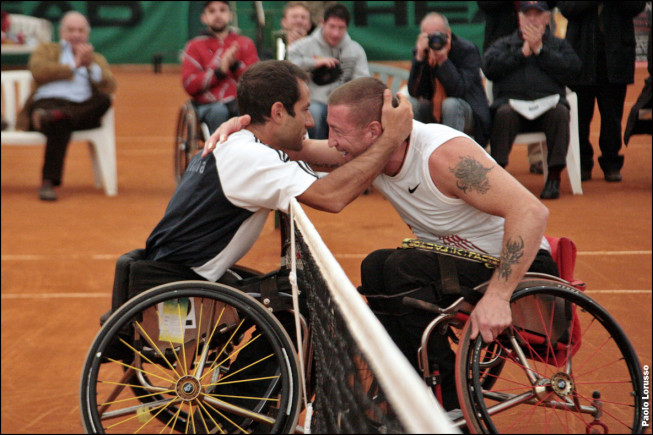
[285,199,457,434]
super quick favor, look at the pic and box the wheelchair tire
[174,102,200,184]
[80,281,302,434]
[455,280,644,433]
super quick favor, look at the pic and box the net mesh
[285,199,456,434]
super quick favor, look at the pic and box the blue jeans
[308,100,328,140]
[412,97,474,136]
[195,100,239,137]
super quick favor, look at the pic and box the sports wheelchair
[407,236,645,433]
[173,101,210,184]
[80,217,645,433]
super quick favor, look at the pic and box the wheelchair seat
[100,249,269,326]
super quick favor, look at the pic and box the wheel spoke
[82,282,301,433]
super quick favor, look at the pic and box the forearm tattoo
[305,160,341,171]
[497,236,524,281]
[449,156,492,194]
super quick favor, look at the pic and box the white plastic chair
[1,14,53,55]
[1,70,118,196]
[483,77,583,195]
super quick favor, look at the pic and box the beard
[209,23,228,33]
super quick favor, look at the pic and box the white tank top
[373,121,549,258]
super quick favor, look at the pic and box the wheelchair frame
[174,101,210,184]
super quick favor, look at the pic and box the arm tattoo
[497,236,524,281]
[449,156,492,194]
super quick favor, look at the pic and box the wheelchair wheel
[456,280,644,433]
[174,102,201,184]
[80,281,302,434]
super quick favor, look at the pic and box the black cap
[204,1,230,10]
[520,1,549,12]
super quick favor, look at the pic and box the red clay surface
[2,64,651,433]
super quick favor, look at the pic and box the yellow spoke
[116,337,178,383]
[193,306,227,378]
[135,321,182,378]
[99,379,171,390]
[189,401,198,434]
[99,389,175,406]
[205,374,280,387]
[213,333,262,373]
[201,332,263,385]
[199,317,247,382]
[193,398,210,434]
[134,396,183,434]
[195,397,226,434]
[154,309,188,377]
[206,393,279,403]
[104,397,181,430]
[218,353,274,383]
[201,395,250,433]
[105,357,177,386]
[160,402,184,434]
[185,402,193,434]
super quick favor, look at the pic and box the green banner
[245,1,485,61]
[2,1,485,64]
[3,1,190,64]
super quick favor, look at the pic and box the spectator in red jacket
[181,1,259,134]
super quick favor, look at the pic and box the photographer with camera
[408,12,491,147]
[288,3,369,139]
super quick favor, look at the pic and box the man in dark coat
[482,1,581,199]
[408,12,492,147]
[624,24,652,146]
[558,1,646,182]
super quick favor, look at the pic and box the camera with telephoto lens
[428,31,448,50]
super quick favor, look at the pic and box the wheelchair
[410,236,645,434]
[80,242,310,433]
[173,101,210,184]
[80,230,644,433]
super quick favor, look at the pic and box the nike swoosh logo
[408,183,420,194]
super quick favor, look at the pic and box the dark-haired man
[181,1,259,133]
[145,60,412,292]
[288,3,369,139]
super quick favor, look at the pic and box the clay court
[1,64,651,433]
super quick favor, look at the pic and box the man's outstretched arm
[428,137,549,342]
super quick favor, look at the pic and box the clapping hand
[74,43,94,68]
[219,43,240,74]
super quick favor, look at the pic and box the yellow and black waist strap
[400,238,500,269]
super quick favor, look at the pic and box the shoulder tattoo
[449,156,492,195]
[497,236,524,281]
